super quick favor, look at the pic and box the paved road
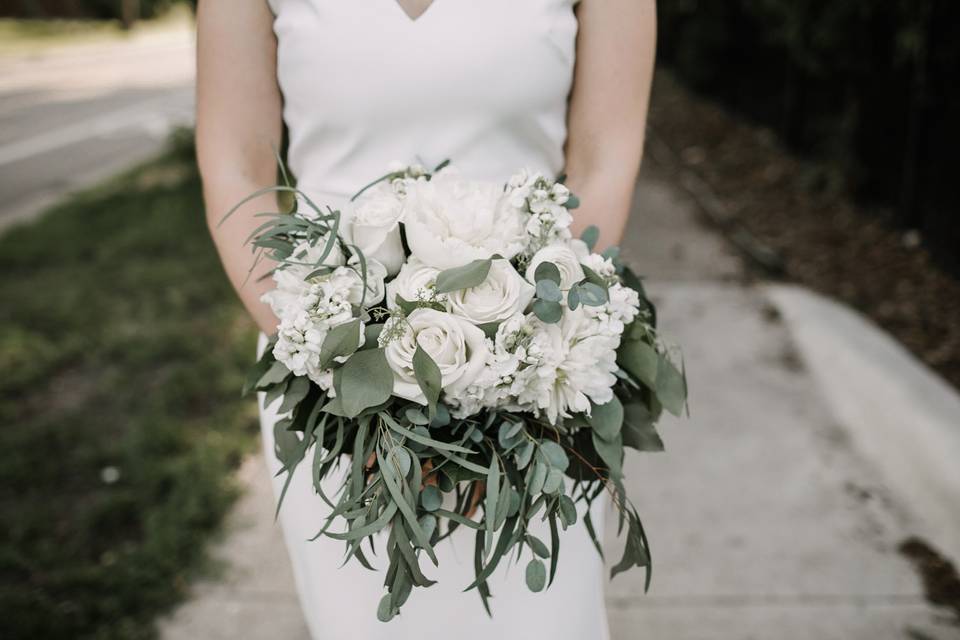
[0,24,195,232]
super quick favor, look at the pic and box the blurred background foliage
[0,0,181,20]
[658,0,960,270]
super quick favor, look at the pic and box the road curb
[765,284,960,559]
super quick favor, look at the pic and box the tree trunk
[120,0,140,30]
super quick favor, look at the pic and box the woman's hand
[196,0,284,335]
[563,0,657,250]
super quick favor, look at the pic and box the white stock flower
[384,308,489,405]
[402,174,527,270]
[261,237,345,319]
[582,282,641,337]
[350,183,406,276]
[580,253,617,278]
[385,257,444,309]
[525,244,585,289]
[447,260,535,325]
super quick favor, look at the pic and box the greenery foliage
[0,0,186,20]
[0,131,259,639]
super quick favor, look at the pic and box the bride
[197,0,655,637]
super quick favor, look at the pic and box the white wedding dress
[258,1,610,638]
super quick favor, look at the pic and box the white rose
[349,183,406,276]
[569,238,590,260]
[402,174,527,270]
[447,259,535,325]
[343,257,387,308]
[385,257,443,309]
[525,244,585,289]
[384,308,489,404]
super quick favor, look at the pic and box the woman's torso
[269,0,580,200]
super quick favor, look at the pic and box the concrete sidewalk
[159,160,960,639]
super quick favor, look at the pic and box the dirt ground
[647,71,960,390]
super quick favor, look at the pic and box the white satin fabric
[259,1,610,637]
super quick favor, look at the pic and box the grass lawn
[0,131,260,640]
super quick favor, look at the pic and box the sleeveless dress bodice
[270,0,579,199]
[259,3,610,638]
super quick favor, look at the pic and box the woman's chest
[271,0,579,126]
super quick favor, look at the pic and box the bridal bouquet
[233,161,687,621]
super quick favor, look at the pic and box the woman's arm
[196,0,283,334]
[564,0,657,249]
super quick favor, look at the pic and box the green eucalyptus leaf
[534,261,562,286]
[526,534,550,558]
[377,593,397,622]
[420,485,442,512]
[278,376,311,414]
[548,512,560,586]
[536,279,563,303]
[498,421,524,449]
[376,448,438,565]
[529,461,547,494]
[244,346,277,395]
[516,440,535,470]
[532,299,563,323]
[318,318,361,369]
[526,558,547,592]
[611,508,651,584]
[558,495,578,527]
[581,264,607,287]
[412,345,442,419]
[580,225,599,251]
[339,348,393,418]
[622,403,665,452]
[259,360,291,388]
[477,322,500,339]
[578,282,609,307]
[363,321,384,347]
[539,441,569,471]
[263,377,290,409]
[404,407,429,425]
[438,471,455,493]
[507,488,521,517]
[592,431,623,479]
[656,353,687,417]
[394,295,419,315]
[543,467,563,494]
[567,286,581,310]
[484,458,500,555]
[617,340,659,388]
[380,412,475,453]
[431,403,451,428]
[435,259,492,294]
[419,513,438,542]
[587,396,624,441]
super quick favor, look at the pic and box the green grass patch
[0,130,260,639]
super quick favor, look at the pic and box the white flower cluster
[449,279,640,423]
[263,165,642,424]
[262,239,385,390]
[507,169,575,259]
